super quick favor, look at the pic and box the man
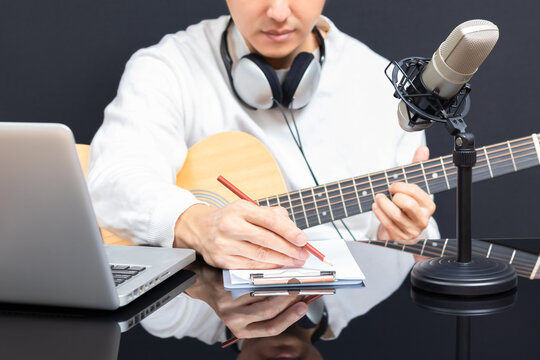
[88,0,439,270]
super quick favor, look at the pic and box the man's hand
[184,261,308,340]
[372,146,436,244]
[174,201,310,269]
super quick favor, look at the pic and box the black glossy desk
[1,241,538,360]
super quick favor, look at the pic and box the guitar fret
[340,179,361,216]
[298,191,310,228]
[337,181,349,218]
[384,170,391,188]
[441,238,449,256]
[483,147,494,178]
[367,175,376,200]
[420,161,431,194]
[512,138,540,171]
[486,243,493,258]
[531,256,540,280]
[323,184,335,221]
[352,177,363,213]
[326,183,347,221]
[487,143,516,177]
[310,188,322,225]
[281,193,296,224]
[289,192,307,229]
[532,134,540,163]
[402,167,408,183]
[509,249,516,264]
[404,164,427,192]
[533,134,540,163]
[421,239,427,255]
[312,186,332,224]
[287,193,296,224]
[440,157,451,189]
[507,141,518,172]
[424,158,447,194]
[301,189,319,227]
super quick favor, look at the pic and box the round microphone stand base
[411,256,517,296]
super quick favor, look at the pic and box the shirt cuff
[144,188,206,248]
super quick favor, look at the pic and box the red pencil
[217,176,333,266]
[221,294,324,349]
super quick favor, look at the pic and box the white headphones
[220,18,326,110]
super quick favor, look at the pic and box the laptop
[0,122,196,310]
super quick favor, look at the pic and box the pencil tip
[323,258,333,267]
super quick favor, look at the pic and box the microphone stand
[386,56,517,295]
[410,286,517,360]
[410,118,518,295]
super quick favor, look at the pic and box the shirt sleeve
[87,47,204,247]
[141,293,226,344]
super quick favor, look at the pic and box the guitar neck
[365,237,540,280]
[257,133,540,230]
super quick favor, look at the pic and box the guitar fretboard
[257,134,540,230]
[366,238,540,280]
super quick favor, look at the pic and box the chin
[255,45,298,61]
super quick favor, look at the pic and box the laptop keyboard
[110,264,146,287]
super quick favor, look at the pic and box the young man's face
[226,0,326,67]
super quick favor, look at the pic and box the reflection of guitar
[79,131,540,279]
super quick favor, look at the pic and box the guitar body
[90,132,287,245]
[176,131,287,208]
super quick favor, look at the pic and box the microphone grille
[440,19,499,74]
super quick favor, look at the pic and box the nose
[266,0,291,23]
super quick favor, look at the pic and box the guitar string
[367,240,535,270]
[270,152,536,233]
[274,99,357,241]
[259,141,536,212]
[269,141,535,204]
[263,145,536,223]
[258,136,535,205]
[267,146,537,220]
[368,238,539,277]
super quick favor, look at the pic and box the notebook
[223,238,365,290]
[0,122,195,310]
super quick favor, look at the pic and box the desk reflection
[142,242,411,359]
[0,270,195,360]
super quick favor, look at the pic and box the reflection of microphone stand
[411,287,517,360]
[386,57,517,295]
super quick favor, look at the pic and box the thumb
[412,145,430,163]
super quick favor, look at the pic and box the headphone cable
[273,99,357,241]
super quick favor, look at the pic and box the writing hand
[372,146,436,244]
[174,201,310,269]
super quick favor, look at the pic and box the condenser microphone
[393,20,499,132]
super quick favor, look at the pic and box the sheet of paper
[229,238,365,285]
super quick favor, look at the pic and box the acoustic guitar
[78,131,540,280]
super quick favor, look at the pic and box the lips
[262,29,294,41]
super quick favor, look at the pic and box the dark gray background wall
[1,1,539,358]
[2,0,539,241]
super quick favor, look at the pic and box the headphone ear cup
[231,53,282,109]
[282,52,321,109]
